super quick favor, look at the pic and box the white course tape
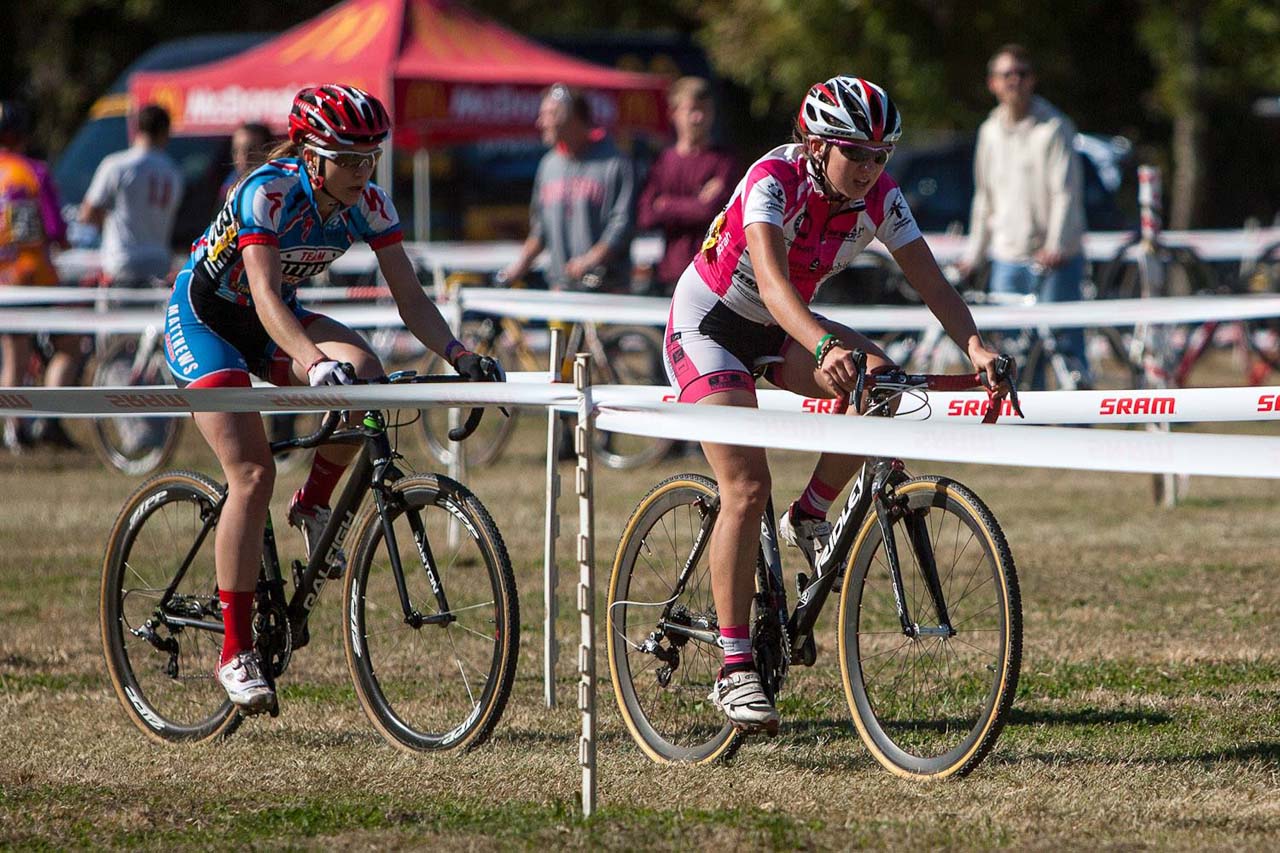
[50,228,1280,285]
[592,400,1280,479]
[590,384,1280,425]
[7,370,1280,428]
[0,382,575,418]
[454,288,1280,331]
[3,378,1278,477]
[7,284,1280,335]
[0,284,398,307]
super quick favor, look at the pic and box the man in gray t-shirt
[80,104,183,284]
[501,85,635,292]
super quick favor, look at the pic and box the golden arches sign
[278,3,388,65]
[146,86,186,127]
[402,82,448,122]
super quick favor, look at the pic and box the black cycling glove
[452,351,501,382]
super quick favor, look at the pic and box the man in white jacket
[960,43,1089,387]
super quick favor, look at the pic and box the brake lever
[980,354,1024,421]
[851,349,867,415]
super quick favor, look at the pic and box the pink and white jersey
[693,143,921,325]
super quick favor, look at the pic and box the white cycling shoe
[709,669,780,734]
[217,651,275,714]
[779,506,832,570]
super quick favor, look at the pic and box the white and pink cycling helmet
[797,76,902,144]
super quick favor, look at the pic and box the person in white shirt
[959,44,1089,387]
[80,104,183,285]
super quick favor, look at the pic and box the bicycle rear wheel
[838,476,1020,778]
[89,337,182,476]
[343,474,518,751]
[100,470,241,743]
[607,474,744,764]
[592,326,673,470]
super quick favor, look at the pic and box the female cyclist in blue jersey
[163,85,497,713]
[663,76,1006,733]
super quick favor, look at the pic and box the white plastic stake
[574,354,597,817]
[544,327,564,708]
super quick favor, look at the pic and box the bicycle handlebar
[848,349,1023,423]
[273,371,505,452]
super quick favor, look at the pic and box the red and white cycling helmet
[797,76,901,144]
[288,84,391,147]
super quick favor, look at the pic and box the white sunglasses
[307,145,382,170]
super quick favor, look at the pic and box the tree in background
[1138,0,1280,228]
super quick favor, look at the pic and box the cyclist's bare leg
[192,410,275,594]
[770,322,894,501]
[698,388,770,631]
[1,334,34,446]
[43,335,87,388]
[286,316,383,470]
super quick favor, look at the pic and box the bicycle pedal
[796,572,809,596]
[267,697,280,718]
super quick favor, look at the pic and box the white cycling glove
[307,359,355,387]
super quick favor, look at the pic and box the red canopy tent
[128,0,669,145]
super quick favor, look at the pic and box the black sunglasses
[833,143,894,166]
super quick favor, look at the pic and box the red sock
[719,623,753,670]
[795,475,841,520]
[298,454,346,508]
[219,589,256,666]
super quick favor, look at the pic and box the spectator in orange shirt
[0,100,82,452]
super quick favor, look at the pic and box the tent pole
[414,149,431,243]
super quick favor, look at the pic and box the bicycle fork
[874,474,955,640]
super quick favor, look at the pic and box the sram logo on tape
[1099,396,1175,416]
[946,398,1019,418]
[0,393,32,409]
[803,398,842,413]
[1256,393,1280,413]
[105,392,191,409]
[268,393,353,408]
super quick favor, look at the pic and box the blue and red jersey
[186,156,402,305]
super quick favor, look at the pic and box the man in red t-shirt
[637,77,737,295]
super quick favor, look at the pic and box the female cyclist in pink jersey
[663,76,1005,732]
[164,85,497,713]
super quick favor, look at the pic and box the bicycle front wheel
[838,476,1021,778]
[89,337,182,476]
[343,474,518,752]
[607,474,743,764]
[100,470,240,744]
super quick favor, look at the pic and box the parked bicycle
[607,352,1023,778]
[100,370,519,752]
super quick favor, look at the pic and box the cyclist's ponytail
[792,120,843,201]
[223,139,303,204]
[265,139,301,162]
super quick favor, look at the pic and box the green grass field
[1,410,1278,850]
